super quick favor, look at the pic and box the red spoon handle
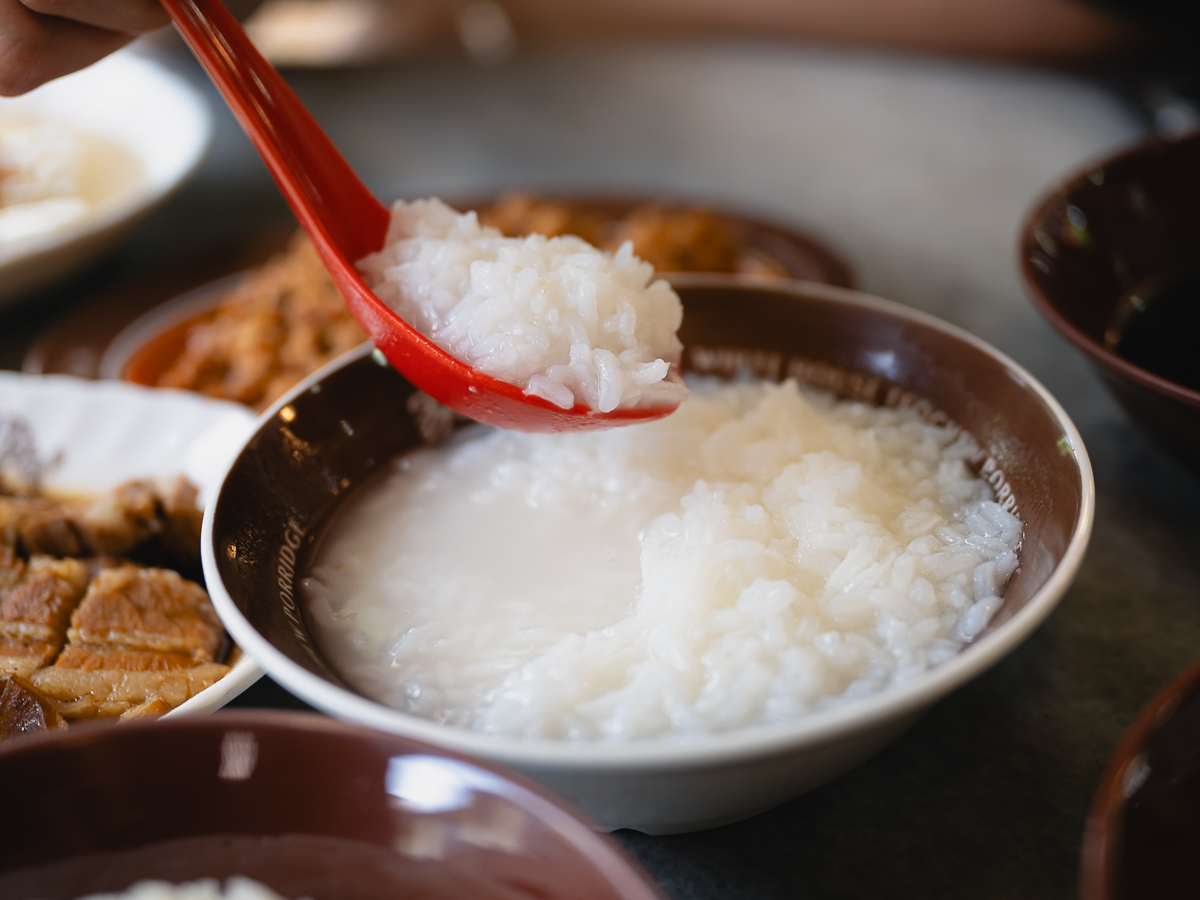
[159,0,390,261]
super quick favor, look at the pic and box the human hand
[0,0,169,96]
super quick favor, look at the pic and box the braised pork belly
[0,478,229,741]
[0,477,203,567]
[0,555,88,676]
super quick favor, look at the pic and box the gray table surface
[3,38,1198,900]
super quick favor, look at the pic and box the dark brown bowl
[1081,659,1200,900]
[0,711,663,900]
[202,278,1094,834]
[1019,132,1200,474]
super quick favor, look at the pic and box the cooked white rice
[68,877,298,900]
[303,378,1022,742]
[357,198,687,412]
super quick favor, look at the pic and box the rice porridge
[357,198,687,413]
[302,377,1022,742]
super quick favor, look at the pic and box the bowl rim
[0,708,664,900]
[1018,131,1200,413]
[203,278,1095,772]
[1080,656,1200,900]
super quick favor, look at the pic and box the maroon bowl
[1019,131,1200,475]
[1082,659,1200,900]
[0,711,663,900]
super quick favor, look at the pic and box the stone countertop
[3,38,1197,900]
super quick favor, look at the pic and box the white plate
[0,49,212,305]
[0,373,261,714]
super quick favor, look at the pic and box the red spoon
[159,0,682,431]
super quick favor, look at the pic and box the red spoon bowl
[160,0,681,432]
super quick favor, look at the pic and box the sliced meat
[118,696,173,720]
[54,645,200,672]
[30,663,229,719]
[64,565,223,662]
[0,478,229,723]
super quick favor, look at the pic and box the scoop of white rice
[357,198,687,412]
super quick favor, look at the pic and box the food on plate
[69,877,296,900]
[358,198,687,412]
[156,232,366,410]
[0,477,203,562]
[302,377,1024,741]
[0,118,139,248]
[0,476,230,739]
[134,195,797,410]
[478,191,790,276]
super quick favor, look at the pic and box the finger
[0,0,132,95]
[20,0,168,35]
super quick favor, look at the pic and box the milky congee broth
[301,378,1022,742]
[357,198,687,412]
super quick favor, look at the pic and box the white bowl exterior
[0,48,212,302]
[203,287,1095,833]
[530,711,922,833]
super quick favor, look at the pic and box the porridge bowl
[203,278,1094,834]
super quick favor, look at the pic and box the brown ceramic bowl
[1019,132,1200,474]
[0,710,663,899]
[203,278,1094,834]
[1081,658,1200,900]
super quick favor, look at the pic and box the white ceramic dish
[0,49,212,305]
[202,280,1095,834]
[0,373,261,713]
